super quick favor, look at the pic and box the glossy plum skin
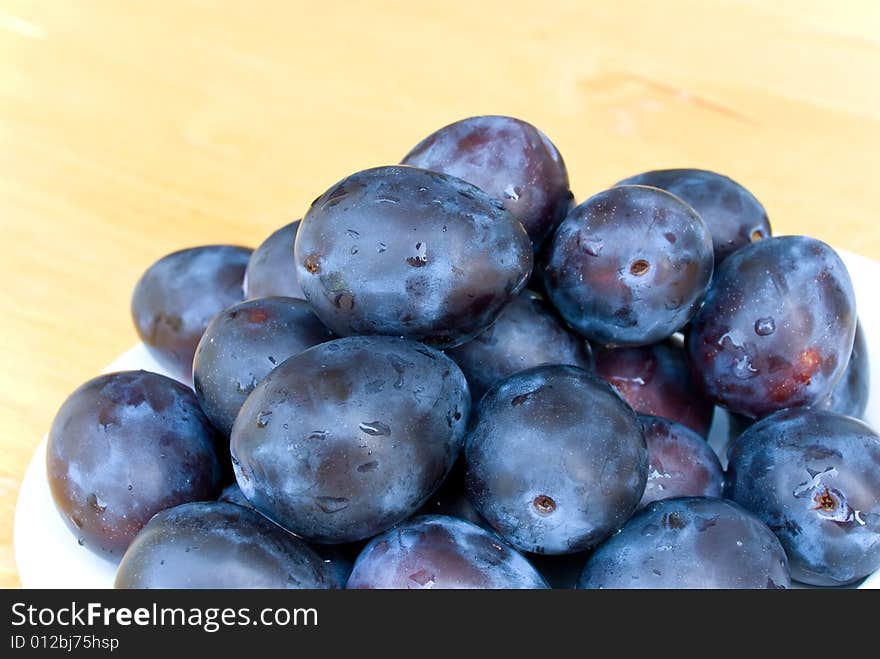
[47,371,225,559]
[310,544,358,588]
[578,497,790,589]
[401,115,572,249]
[541,185,714,347]
[231,336,471,543]
[726,409,880,586]
[686,236,856,419]
[445,290,593,401]
[217,482,357,585]
[637,416,724,509]
[416,459,487,529]
[115,502,333,588]
[131,245,252,382]
[616,169,771,265]
[416,459,593,589]
[244,221,305,300]
[193,297,334,436]
[819,320,869,419]
[594,340,714,436]
[294,166,533,349]
[346,515,548,589]
[218,482,254,509]
[465,365,648,554]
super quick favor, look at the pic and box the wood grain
[1,0,878,588]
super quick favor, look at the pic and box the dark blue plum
[819,320,869,419]
[577,497,790,589]
[686,236,856,418]
[217,482,357,586]
[416,459,488,529]
[444,290,593,401]
[244,220,305,300]
[594,340,714,437]
[465,365,648,554]
[218,481,254,509]
[417,457,591,589]
[402,115,572,249]
[541,185,714,347]
[294,165,533,349]
[192,296,334,436]
[346,515,548,589]
[616,168,771,264]
[131,245,252,382]
[115,502,334,588]
[310,544,357,588]
[637,416,724,509]
[231,336,470,543]
[726,409,880,586]
[47,371,225,559]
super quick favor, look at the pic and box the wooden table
[1,0,878,588]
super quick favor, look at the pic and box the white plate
[14,250,880,589]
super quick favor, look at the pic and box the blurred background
[1,0,878,586]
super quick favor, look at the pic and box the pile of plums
[46,115,878,589]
